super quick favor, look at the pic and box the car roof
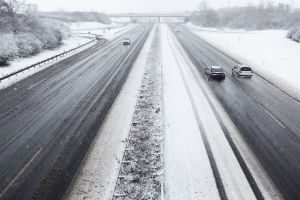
[237,64,250,68]
[211,66,222,69]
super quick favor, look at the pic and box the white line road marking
[28,78,47,90]
[0,147,43,198]
[261,107,286,129]
[292,98,300,105]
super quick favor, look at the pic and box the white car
[232,64,252,78]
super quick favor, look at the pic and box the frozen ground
[0,22,135,89]
[187,24,300,100]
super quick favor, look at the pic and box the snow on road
[187,25,300,100]
[162,24,220,200]
[161,23,274,200]
[63,25,156,200]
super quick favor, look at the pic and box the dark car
[205,66,226,80]
[123,38,131,46]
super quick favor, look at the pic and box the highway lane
[174,25,300,200]
[0,24,152,200]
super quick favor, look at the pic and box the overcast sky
[28,0,300,13]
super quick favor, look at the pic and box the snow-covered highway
[0,24,151,200]
[173,24,300,200]
[0,22,299,200]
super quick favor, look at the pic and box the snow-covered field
[71,22,135,40]
[70,22,114,30]
[187,24,300,100]
[111,17,131,24]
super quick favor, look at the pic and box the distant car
[205,66,226,80]
[95,35,103,40]
[123,38,131,46]
[232,64,252,78]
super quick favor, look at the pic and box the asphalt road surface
[173,25,300,200]
[0,24,151,200]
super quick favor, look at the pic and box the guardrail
[0,39,97,82]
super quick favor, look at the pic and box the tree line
[287,25,300,42]
[190,2,300,30]
[41,11,111,24]
[0,0,72,66]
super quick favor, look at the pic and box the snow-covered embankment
[187,25,300,100]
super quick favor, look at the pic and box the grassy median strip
[113,26,163,200]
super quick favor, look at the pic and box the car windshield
[241,67,251,71]
[212,67,224,72]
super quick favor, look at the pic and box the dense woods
[0,0,70,66]
[287,25,300,42]
[190,2,300,30]
[41,11,111,24]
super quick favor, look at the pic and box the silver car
[232,64,252,78]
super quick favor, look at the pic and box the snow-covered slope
[187,25,300,100]
[0,22,135,89]
[70,22,112,30]
[70,22,136,40]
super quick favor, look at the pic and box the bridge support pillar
[158,16,161,23]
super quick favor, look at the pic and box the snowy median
[112,25,163,200]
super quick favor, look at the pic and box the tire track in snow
[167,28,229,200]
[170,25,265,200]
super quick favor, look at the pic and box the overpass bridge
[108,13,192,22]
